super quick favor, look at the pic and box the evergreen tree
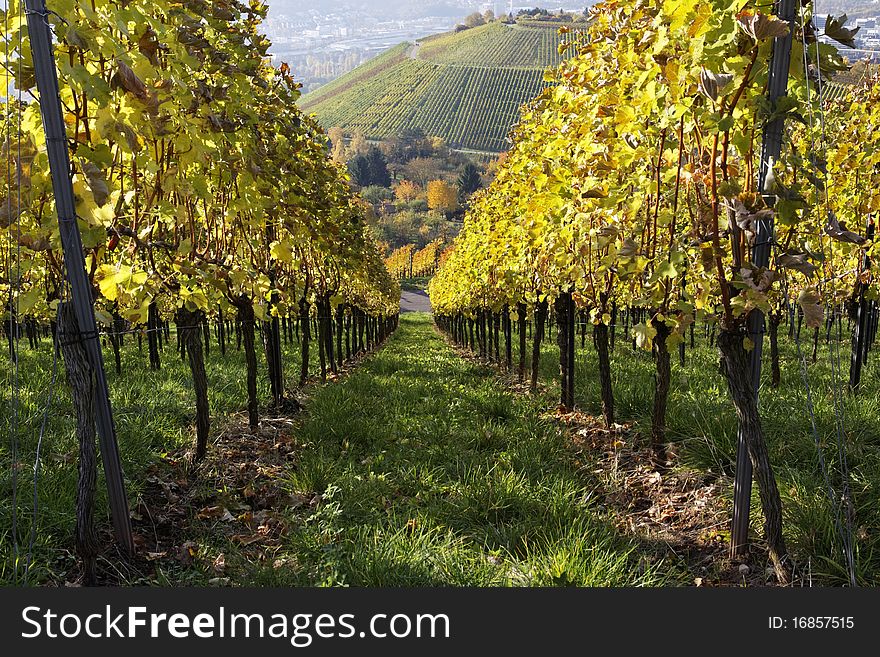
[348,154,371,187]
[366,146,392,187]
[457,162,482,202]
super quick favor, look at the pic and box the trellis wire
[25,288,62,581]
[795,0,857,586]
[4,0,24,584]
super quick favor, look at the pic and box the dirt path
[400,289,432,313]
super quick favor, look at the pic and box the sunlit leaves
[632,321,657,350]
[1,0,399,328]
[430,0,844,343]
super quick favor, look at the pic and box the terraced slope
[417,21,565,68]
[299,22,574,153]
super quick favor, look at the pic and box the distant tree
[399,127,431,160]
[518,8,551,18]
[349,130,368,157]
[394,179,422,203]
[483,9,495,22]
[361,185,394,206]
[348,155,371,187]
[427,180,458,214]
[327,126,346,163]
[464,12,486,28]
[380,136,404,162]
[365,146,392,187]
[403,156,437,187]
[457,162,482,202]
[429,136,448,157]
[406,199,429,213]
[400,126,427,142]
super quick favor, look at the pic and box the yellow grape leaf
[16,288,43,315]
[632,322,657,351]
[270,240,293,264]
[687,4,713,39]
[662,0,697,32]
[97,265,131,302]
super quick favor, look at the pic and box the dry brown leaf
[826,213,867,244]
[737,12,790,41]
[231,534,263,546]
[111,59,149,100]
[197,505,225,519]
[798,289,824,329]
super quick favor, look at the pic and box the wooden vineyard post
[730,0,796,559]
[555,292,576,410]
[25,0,133,552]
[849,219,876,391]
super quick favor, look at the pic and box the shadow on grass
[237,313,682,587]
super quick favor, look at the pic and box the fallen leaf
[197,505,233,520]
[231,534,263,546]
[179,541,198,566]
[289,493,311,509]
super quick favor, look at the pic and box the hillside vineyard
[299,22,573,153]
[3,0,880,593]
[430,0,877,585]
[1,0,399,583]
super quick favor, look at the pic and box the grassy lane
[230,313,677,586]
[2,328,319,584]
[513,322,880,585]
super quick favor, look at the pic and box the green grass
[299,23,573,152]
[400,277,431,291]
[187,314,675,586]
[0,327,317,584]
[10,308,872,586]
[1,314,677,586]
[518,319,880,586]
